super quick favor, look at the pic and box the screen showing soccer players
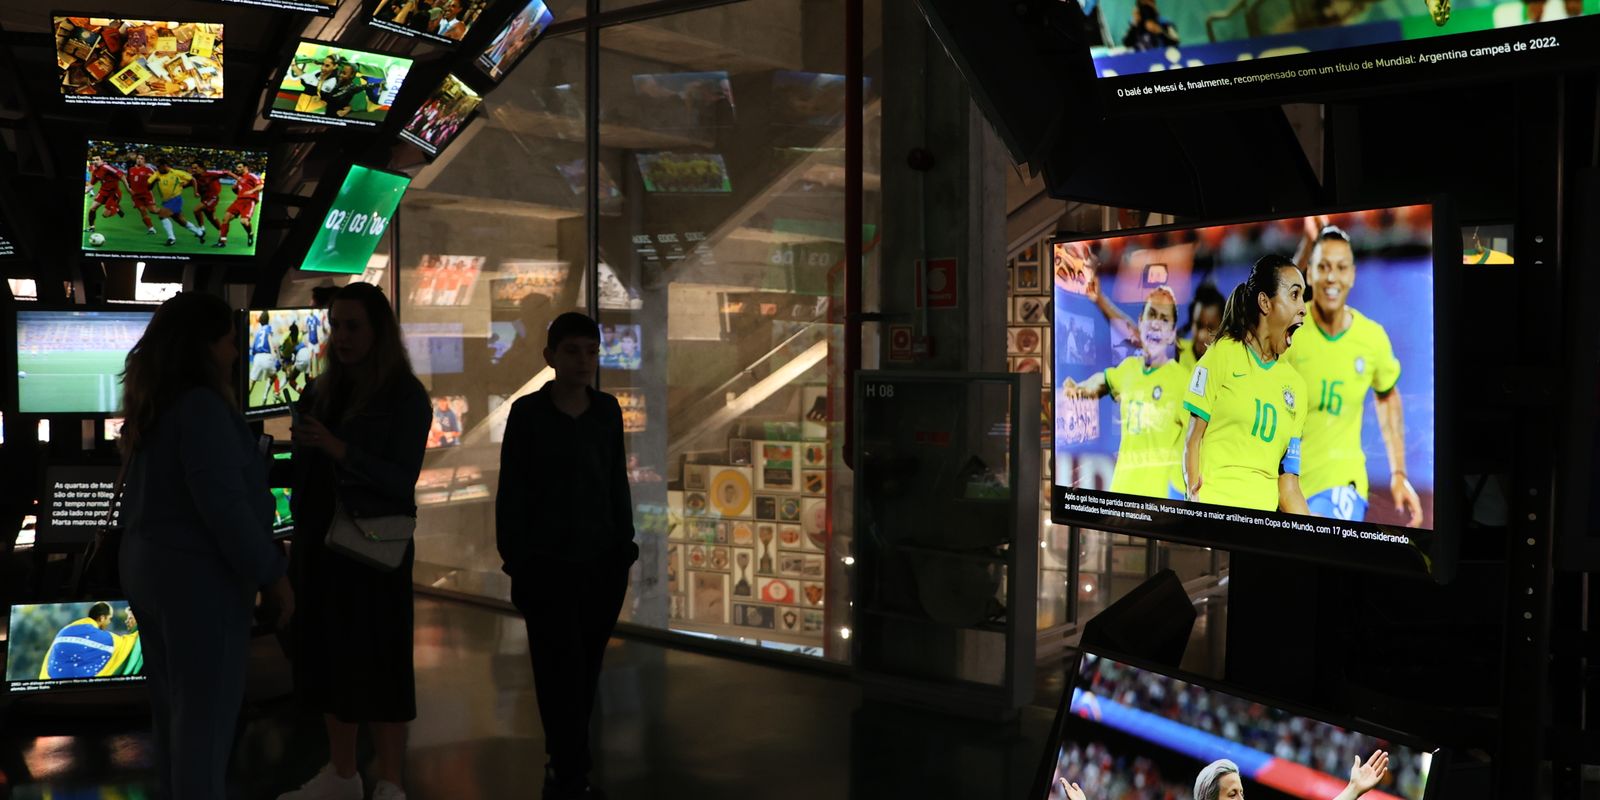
[302,165,411,274]
[1052,206,1441,572]
[243,308,330,418]
[16,309,152,414]
[83,140,268,260]
[369,0,492,45]
[268,41,414,128]
[1039,651,1436,800]
[1093,0,1600,109]
[476,0,554,82]
[207,0,338,14]
[6,601,146,693]
[635,152,733,193]
[400,74,483,158]
[53,17,225,106]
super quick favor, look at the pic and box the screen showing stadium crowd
[1053,654,1432,800]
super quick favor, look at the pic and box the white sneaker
[277,765,364,800]
[373,781,408,800]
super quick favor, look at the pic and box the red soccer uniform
[127,164,155,206]
[192,169,228,212]
[227,171,263,219]
[91,164,124,203]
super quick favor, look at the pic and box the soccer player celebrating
[126,154,159,235]
[151,159,208,247]
[1064,283,1189,500]
[1287,222,1423,526]
[216,162,263,249]
[1183,255,1311,514]
[85,155,127,234]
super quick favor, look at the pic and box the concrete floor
[0,595,1063,800]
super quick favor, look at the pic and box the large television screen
[53,16,225,106]
[475,0,554,82]
[268,41,414,128]
[39,463,121,546]
[5,601,145,693]
[206,0,337,14]
[302,165,411,274]
[1035,650,1440,800]
[368,0,491,45]
[243,307,329,418]
[16,308,151,414]
[1091,0,1600,111]
[399,74,483,158]
[83,140,269,260]
[1051,205,1453,577]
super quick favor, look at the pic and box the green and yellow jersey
[1283,307,1401,500]
[1102,356,1190,498]
[1177,337,1198,370]
[151,168,194,203]
[1184,337,1308,511]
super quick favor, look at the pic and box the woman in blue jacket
[119,292,294,800]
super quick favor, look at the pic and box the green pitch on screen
[302,165,410,274]
[18,351,126,413]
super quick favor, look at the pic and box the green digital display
[302,164,410,274]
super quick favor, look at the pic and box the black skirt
[290,467,416,723]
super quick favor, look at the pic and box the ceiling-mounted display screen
[302,165,411,274]
[53,16,225,106]
[243,307,329,418]
[1035,649,1442,800]
[1051,204,1455,579]
[206,0,337,15]
[1091,0,1600,111]
[268,41,414,128]
[15,308,152,414]
[368,0,491,45]
[399,74,483,158]
[83,139,269,260]
[476,0,554,82]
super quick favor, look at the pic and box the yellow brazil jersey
[1184,337,1309,511]
[152,168,194,203]
[1177,337,1198,370]
[1283,307,1401,500]
[1103,356,1190,498]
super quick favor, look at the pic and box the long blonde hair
[312,282,416,421]
[120,292,237,454]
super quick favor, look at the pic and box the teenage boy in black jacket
[496,312,639,800]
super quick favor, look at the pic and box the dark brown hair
[1220,254,1299,344]
[312,282,415,421]
[119,292,237,454]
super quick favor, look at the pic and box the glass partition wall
[399,0,874,662]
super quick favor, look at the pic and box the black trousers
[511,557,630,780]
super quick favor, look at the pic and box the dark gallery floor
[0,596,1074,800]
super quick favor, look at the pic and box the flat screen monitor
[1050,204,1454,578]
[1462,223,1514,265]
[427,395,468,448]
[205,0,337,15]
[401,321,466,375]
[400,74,483,158]
[406,255,483,307]
[1090,0,1600,112]
[368,0,488,46]
[7,278,37,301]
[39,463,121,546]
[271,487,293,537]
[242,307,329,418]
[83,139,269,261]
[475,0,554,82]
[302,165,411,274]
[5,600,145,693]
[1034,649,1442,800]
[599,323,641,370]
[268,41,415,128]
[53,16,225,106]
[15,308,152,414]
[635,152,732,193]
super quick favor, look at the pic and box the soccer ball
[88,233,106,247]
[16,371,25,379]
